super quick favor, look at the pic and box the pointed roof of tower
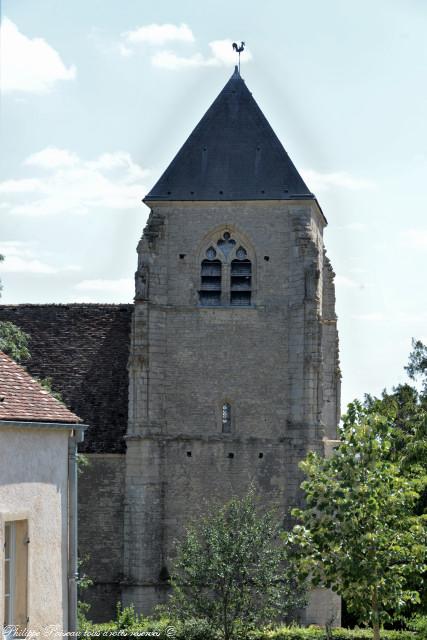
[145,67,313,202]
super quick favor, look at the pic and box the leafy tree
[287,401,427,640]
[168,490,306,640]
[362,341,427,616]
[0,254,31,362]
[0,320,31,363]
[405,339,427,395]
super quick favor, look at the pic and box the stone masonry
[123,202,340,623]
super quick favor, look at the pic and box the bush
[407,614,427,634]
[79,622,418,640]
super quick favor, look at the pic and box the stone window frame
[196,225,256,307]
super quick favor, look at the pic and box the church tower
[123,67,340,624]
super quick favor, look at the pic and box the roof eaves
[0,419,88,431]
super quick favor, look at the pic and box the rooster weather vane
[232,41,245,73]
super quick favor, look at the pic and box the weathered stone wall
[0,304,132,453]
[79,454,126,622]
[124,199,340,619]
[321,256,341,438]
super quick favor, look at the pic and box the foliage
[168,490,306,640]
[0,320,31,363]
[77,620,418,640]
[77,452,90,474]
[364,384,427,473]
[115,601,141,629]
[77,556,94,630]
[406,613,427,634]
[363,341,427,615]
[0,254,32,363]
[405,339,427,394]
[33,374,64,402]
[287,401,427,640]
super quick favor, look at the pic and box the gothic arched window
[199,233,252,307]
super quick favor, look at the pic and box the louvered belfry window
[199,246,222,306]
[230,246,251,306]
[199,234,252,307]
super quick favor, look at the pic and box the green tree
[287,401,427,640]
[168,490,306,640]
[0,254,31,362]
[406,339,427,395]
[0,320,31,362]
[363,341,427,616]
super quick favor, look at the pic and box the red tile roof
[0,351,81,424]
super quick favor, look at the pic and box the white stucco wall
[0,426,70,636]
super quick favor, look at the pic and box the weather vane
[232,41,245,73]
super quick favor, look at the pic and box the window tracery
[199,232,252,307]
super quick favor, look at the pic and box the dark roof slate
[0,304,133,453]
[146,67,313,202]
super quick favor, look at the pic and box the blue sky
[1,0,426,409]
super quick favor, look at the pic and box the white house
[0,351,86,638]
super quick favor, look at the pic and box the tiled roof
[0,304,132,451]
[0,350,81,424]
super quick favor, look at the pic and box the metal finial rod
[232,41,245,73]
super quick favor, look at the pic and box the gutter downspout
[68,427,85,633]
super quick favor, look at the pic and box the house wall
[0,426,70,635]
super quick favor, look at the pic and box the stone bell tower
[123,67,340,624]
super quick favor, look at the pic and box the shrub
[78,622,418,640]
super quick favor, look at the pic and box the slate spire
[145,67,313,202]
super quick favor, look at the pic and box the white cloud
[124,23,194,46]
[151,50,212,70]
[74,278,134,296]
[401,229,427,249]
[302,169,375,192]
[1,17,76,93]
[0,148,149,216]
[118,21,253,71]
[25,147,79,169]
[0,179,44,194]
[151,39,252,70]
[0,241,80,274]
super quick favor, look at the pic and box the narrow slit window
[199,248,222,306]
[222,402,231,433]
[230,247,251,306]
